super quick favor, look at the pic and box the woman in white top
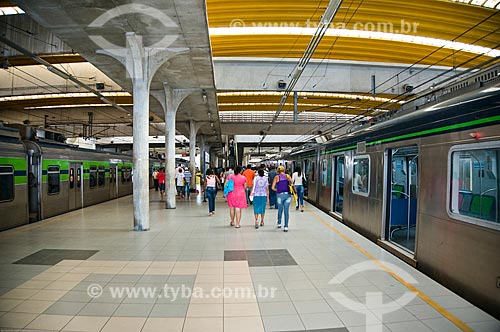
[204,169,220,216]
[292,167,305,212]
[176,167,185,197]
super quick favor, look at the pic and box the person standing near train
[292,166,305,212]
[271,165,293,232]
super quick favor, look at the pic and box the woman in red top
[158,168,166,201]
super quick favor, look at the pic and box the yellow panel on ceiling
[211,35,493,67]
[207,0,500,66]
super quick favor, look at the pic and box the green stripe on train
[367,115,500,146]
[321,114,500,154]
[0,157,27,184]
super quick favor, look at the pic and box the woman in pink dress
[226,165,248,228]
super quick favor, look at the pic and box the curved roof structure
[208,0,500,67]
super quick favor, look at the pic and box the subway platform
[0,192,498,332]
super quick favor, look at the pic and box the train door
[385,146,418,253]
[68,162,83,210]
[302,159,309,197]
[308,157,318,203]
[109,164,118,198]
[332,155,345,215]
[27,147,41,222]
[318,157,332,209]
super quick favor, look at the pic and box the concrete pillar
[152,85,195,209]
[199,134,207,176]
[189,120,202,188]
[97,32,188,230]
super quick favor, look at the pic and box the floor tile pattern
[0,192,498,331]
[224,249,297,267]
[13,249,99,265]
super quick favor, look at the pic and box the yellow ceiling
[206,0,500,115]
[4,0,499,124]
[207,0,500,67]
[217,92,403,115]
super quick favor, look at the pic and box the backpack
[224,178,234,196]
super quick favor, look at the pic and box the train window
[121,167,132,183]
[311,161,316,183]
[121,167,127,184]
[352,156,370,196]
[89,166,97,188]
[47,166,60,195]
[449,143,499,229]
[69,168,75,189]
[98,166,105,187]
[127,167,132,182]
[0,165,14,202]
[321,159,328,186]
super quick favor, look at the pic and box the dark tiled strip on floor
[224,249,297,267]
[13,249,99,265]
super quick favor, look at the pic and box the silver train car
[291,75,500,318]
[0,126,158,231]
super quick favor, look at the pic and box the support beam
[189,120,203,188]
[97,32,188,230]
[293,91,298,124]
[152,85,196,209]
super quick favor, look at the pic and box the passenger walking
[158,168,166,201]
[242,164,255,205]
[153,168,159,191]
[226,166,248,228]
[204,169,220,216]
[176,167,185,198]
[268,165,278,209]
[184,167,192,199]
[292,167,305,212]
[271,165,293,232]
[251,169,269,228]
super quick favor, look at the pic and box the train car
[0,126,29,230]
[291,69,500,318]
[0,125,160,231]
[23,140,135,220]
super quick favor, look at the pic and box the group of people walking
[202,164,306,232]
[152,164,194,201]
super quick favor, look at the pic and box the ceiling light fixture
[209,27,500,58]
[0,6,25,15]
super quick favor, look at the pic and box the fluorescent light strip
[24,104,133,110]
[220,102,335,107]
[0,92,131,102]
[209,27,500,58]
[450,0,500,9]
[219,102,358,108]
[0,6,25,15]
[218,91,404,104]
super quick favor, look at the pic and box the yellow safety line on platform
[309,210,474,332]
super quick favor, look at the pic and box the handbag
[224,178,234,196]
[289,184,298,201]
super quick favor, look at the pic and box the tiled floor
[0,191,499,332]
